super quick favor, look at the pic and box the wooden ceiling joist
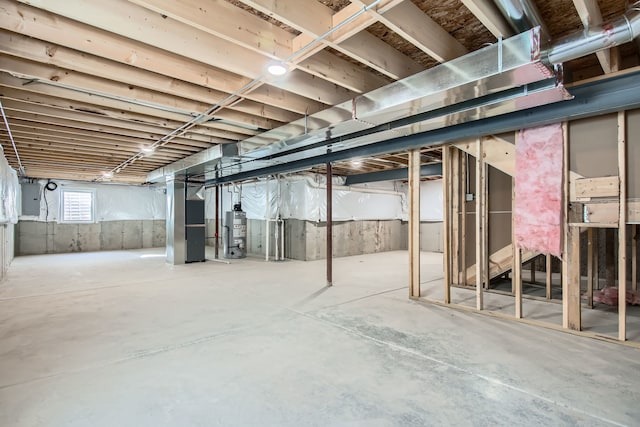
[0,0,635,182]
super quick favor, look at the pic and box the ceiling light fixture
[351,159,363,167]
[102,171,114,179]
[267,62,288,76]
[141,145,156,154]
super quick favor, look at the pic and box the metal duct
[493,0,549,38]
[494,0,640,66]
[149,28,569,183]
[548,7,640,64]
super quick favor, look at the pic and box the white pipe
[279,218,285,261]
[275,217,279,261]
[278,177,284,260]
[0,100,25,176]
[265,175,270,262]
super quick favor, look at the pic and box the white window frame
[59,188,96,223]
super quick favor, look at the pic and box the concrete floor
[1,249,639,426]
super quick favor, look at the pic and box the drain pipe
[547,7,640,64]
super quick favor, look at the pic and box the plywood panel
[627,109,640,199]
[569,114,618,178]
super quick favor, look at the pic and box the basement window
[60,189,96,223]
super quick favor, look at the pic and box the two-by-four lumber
[633,225,638,291]
[409,149,421,299]
[451,148,461,286]
[513,178,522,318]
[618,111,627,341]
[587,228,595,308]
[475,138,485,310]
[442,146,451,303]
[460,151,468,287]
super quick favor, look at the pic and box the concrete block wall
[205,218,287,258]
[204,219,444,261]
[16,220,165,255]
[304,220,405,261]
[0,224,15,281]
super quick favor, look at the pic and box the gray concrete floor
[1,249,639,426]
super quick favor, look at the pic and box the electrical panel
[21,183,41,216]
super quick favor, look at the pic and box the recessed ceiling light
[102,171,114,179]
[267,62,288,76]
[351,160,362,167]
[141,145,156,154]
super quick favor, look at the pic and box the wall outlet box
[465,193,474,201]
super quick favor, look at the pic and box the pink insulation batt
[514,123,563,257]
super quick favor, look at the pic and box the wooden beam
[451,148,460,285]
[260,0,422,80]
[475,138,484,310]
[587,228,594,308]
[128,0,294,59]
[443,146,451,303]
[12,0,350,106]
[618,111,627,341]
[574,176,620,198]
[4,111,215,147]
[338,32,423,79]
[0,56,275,132]
[513,178,522,318]
[633,225,638,292]
[571,0,612,73]
[562,122,570,329]
[409,148,421,298]
[6,121,203,152]
[460,151,468,287]
[0,83,255,140]
[460,0,513,39]
[567,225,582,331]
[364,0,468,62]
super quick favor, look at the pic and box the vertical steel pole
[327,162,333,287]
[215,185,220,259]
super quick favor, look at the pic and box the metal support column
[326,162,333,287]
[215,185,220,259]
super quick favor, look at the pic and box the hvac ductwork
[493,0,549,38]
[548,7,640,64]
[149,2,640,184]
[494,0,640,65]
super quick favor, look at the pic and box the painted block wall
[16,220,165,255]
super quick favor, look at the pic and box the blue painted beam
[344,164,443,185]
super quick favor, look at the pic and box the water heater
[223,203,247,259]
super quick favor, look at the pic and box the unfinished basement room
[1,0,640,425]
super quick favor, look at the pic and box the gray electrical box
[21,183,41,216]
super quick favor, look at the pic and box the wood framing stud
[475,138,485,310]
[409,149,421,298]
[562,122,570,329]
[633,225,638,291]
[442,146,452,303]
[512,177,522,318]
[618,111,627,341]
[587,228,594,308]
